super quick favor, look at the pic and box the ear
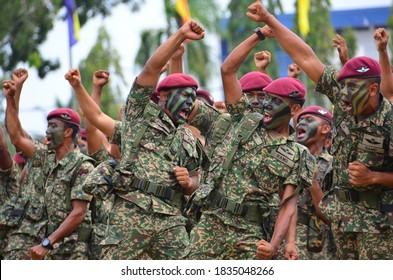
[159,90,168,101]
[368,82,379,97]
[321,124,331,135]
[63,127,74,138]
[290,104,301,116]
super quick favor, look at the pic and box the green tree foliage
[0,0,144,79]
[134,0,221,88]
[225,0,284,79]
[55,26,126,123]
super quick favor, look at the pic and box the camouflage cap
[239,71,272,92]
[156,73,198,92]
[263,77,306,99]
[297,105,333,124]
[197,89,214,105]
[337,56,381,81]
[47,108,81,126]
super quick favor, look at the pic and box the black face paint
[262,94,291,129]
[296,115,319,144]
[339,79,370,115]
[245,90,266,113]
[166,87,196,125]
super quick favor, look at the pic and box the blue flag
[64,0,80,47]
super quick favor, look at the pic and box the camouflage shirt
[109,120,122,146]
[0,162,20,205]
[298,149,333,216]
[31,143,94,230]
[316,66,393,232]
[202,97,315,226]
[116,79,203,215]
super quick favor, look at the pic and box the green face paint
[245,90,266,113]
[166,87,196,125]
[46,119,65,150]
[295,115,320,144]
[262,94,292,130]
[339,79,370,115]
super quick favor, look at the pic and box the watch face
[42,238,53,249]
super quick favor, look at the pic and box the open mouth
[179,108,190,119]
[263,112,272,123]
[45,136,51,145]
[296,127,306,139]
[343,100,352,111]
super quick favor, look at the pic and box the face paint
[166,87,196,125]
[45,119,65,150]
[295,115,320,144]
[262,94,292,129]
[339,79,370,115]
[245,90,266,113]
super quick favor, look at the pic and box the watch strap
[253,27,266,41]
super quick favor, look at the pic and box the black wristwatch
[41,238,54,250]
[253,27,266,41]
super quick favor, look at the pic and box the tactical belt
[211,193,269,225]
[130,178,183,209]
[333,187,393,212]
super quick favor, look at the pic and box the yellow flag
[298,0,310,37]
[175,0,191,24]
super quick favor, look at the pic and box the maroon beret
[239,71,272,92]
[197,89,214,106]
[337,56,381,81]
[79,128,87,140]
[297,105,333,124]
[264,77,306,99]
[156,73,198,92]
[47,108,81,126]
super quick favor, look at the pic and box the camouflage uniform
[294,149,336,259]
[86,145,116,260]
[317,66,393,259]
[0,162,20,258]
[187,97,315,260]
[4,143,94,260]
[84,79,203,260]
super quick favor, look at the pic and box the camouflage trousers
[100,198,189,260]
[333,230,393,260]
[187,212,266,260]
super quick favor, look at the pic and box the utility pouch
[111,170,133,192]
[307,214,326,253]
[0,196,29,230]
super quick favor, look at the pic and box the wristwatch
[41,238,54,250]
[253,27,266,41]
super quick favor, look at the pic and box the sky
[3,0,393,136]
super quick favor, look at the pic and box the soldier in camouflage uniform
[67,20,205,260]
[248,1,393,259]
[0,125,20,259]
[82,69,122,260]
[3,79,94,260]
[279,106,337,260]
[187,25,315,260]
